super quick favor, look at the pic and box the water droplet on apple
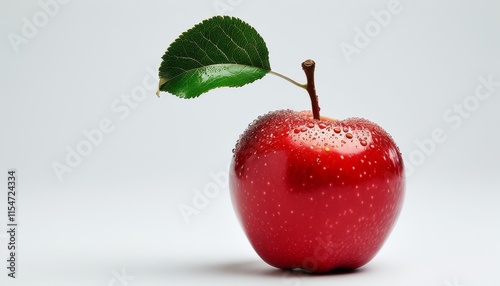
[343,127,349,133]
[346,133,353,139]
[300,127,307,132]
[318,123,327,129]
[294,128,301,134]
[306,122,315,128]
[334,127,341,133]
[360,140,367,146]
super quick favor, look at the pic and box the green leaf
[157,16,271,98]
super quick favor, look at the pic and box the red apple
[229,110,404,273]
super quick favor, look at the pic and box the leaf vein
[173,55,205,67]
[200,32,231,63]
[188,38,216,65]
[216,24,254,66]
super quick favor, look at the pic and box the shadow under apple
[196,259,369,279]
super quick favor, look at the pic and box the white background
[1,0,499,285]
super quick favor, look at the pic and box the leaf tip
[157,77,169,97]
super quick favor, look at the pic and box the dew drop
[346,133,353,139]
[343,127,349,133]
[318,123,327,129]
[334,127,341,133]
[307,122,315,128]
[360,140,367,146]
[301,127,307,132]
[294,128,301,134]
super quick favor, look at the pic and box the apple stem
[302,59,320,120]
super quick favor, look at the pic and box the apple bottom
[230,151,403,273]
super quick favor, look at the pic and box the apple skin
[229,109,404,273]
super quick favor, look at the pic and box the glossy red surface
[230,110,405,273]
